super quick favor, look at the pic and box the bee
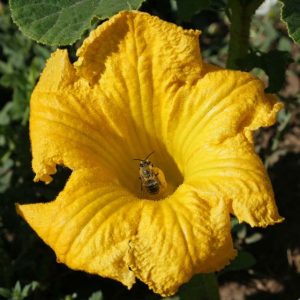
[134,151,161,194]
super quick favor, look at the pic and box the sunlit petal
[128,184,235,296]
[17,168,140,287]
[31,50,140,187]
[186,134,283,226]
[164,66,282,172]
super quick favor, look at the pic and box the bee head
[134,152,154,167]
[139,160,151,168]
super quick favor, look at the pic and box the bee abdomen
[146,180,160,194]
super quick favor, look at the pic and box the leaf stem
[226,0,264,69]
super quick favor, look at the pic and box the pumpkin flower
[17,11,283,296]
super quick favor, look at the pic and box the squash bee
[134,151,161,194]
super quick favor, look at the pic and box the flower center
[125,150,183,201]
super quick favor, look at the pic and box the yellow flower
[17,11,283,296]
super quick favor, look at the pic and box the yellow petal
[17,168,140,287]
[76,11,202,85]
[30,49,140,186]
[169,67,284,226]
[17,169,235,296]
[185,134,283,226]
[128,184,236,296]
[164,66,283,172]
[74,11,203,167]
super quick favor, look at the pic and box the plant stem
[226,0,264,69]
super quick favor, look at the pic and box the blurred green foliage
[0,0,300,299]
[0,3,51,197]
[0,281,39,300]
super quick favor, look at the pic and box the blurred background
[0,0,299,299]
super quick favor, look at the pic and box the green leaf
[176,0,211,21]
[222,251,256,273]
[238,50,292,93]
[281,0,300,44]
[88,291,103,300]
[9,0,146,46]
[0,287,11,298]
[21,281,39,297]
[13,281,21,294]
[179,273,220,300]
[0,158,13,193]
[0,103,13,126]
[262,50,292,93]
